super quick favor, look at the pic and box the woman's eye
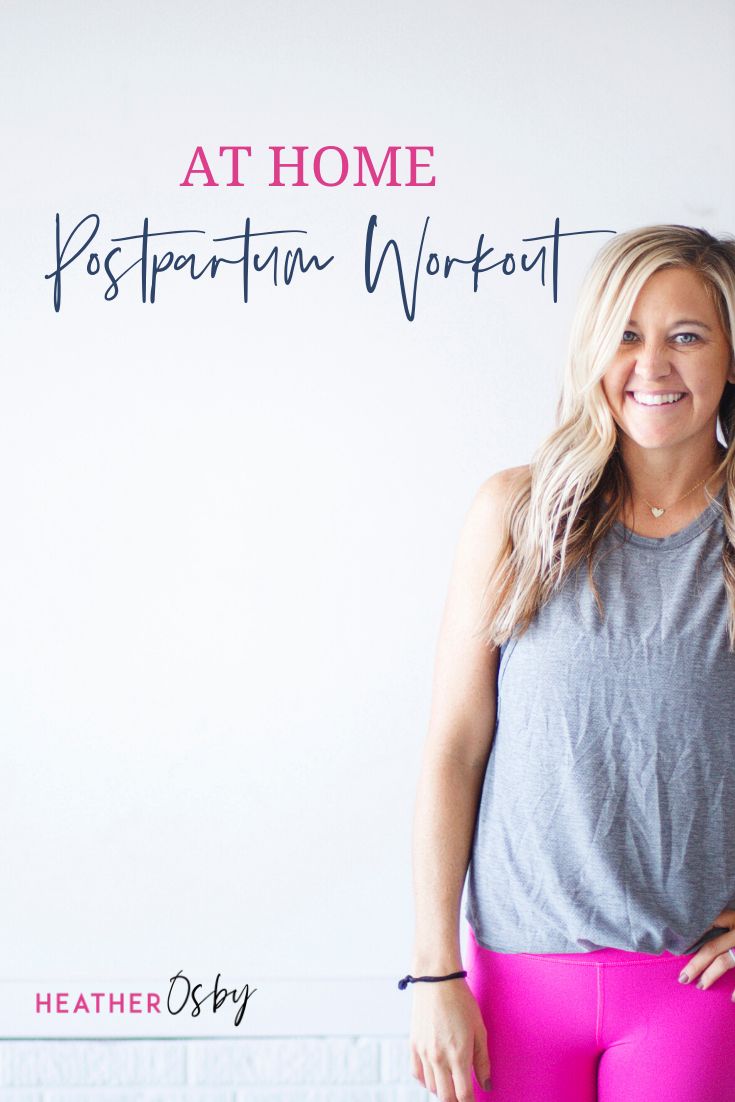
[620,331,700,346]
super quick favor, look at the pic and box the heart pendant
[651,506,665,518]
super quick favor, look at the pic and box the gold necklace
[639,471,719,518]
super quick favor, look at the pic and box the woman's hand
[678,909,735,999]
[410,978,491,1101]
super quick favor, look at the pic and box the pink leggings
[465,926,735,1102]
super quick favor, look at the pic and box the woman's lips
[625,391,688,408]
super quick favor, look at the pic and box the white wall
[1,0,733,1044]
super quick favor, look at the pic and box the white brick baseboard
[0,1039,435,1100]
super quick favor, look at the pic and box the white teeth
[631,391,685,406]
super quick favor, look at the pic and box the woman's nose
[631,342,673,379]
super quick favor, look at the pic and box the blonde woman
[405,225,735,1102]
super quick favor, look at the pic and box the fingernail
[696,980,704,989]
[678,971,690,984]
[484,1078,493,1090]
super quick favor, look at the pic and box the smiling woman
[601,266,735,532]
[407,225,735,1102]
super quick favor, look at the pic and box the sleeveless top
[465,484,735,956]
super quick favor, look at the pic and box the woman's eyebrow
[627,317,712,330]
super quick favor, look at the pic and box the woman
[405,225,735,1102]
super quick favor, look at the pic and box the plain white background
[1,0,733,1035]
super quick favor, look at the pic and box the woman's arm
[409,466,524,1101]
[412,466,520,969]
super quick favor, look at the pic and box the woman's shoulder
[475,465,531,510]
[460,466,530,560]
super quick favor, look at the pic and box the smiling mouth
[626,391,688,407]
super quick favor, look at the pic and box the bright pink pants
[465,926,735,1101]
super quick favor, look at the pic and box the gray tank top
[465,484,735,955]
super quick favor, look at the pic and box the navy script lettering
[364,216,615,321]
[45,214,333,313]
[167,970,257,1028]
[45,213,615,318]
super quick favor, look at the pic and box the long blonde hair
[479,224,735,651]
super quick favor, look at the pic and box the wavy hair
[478,224,735,650]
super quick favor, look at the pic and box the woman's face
[601,266,735,455]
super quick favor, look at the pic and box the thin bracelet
[397,970,467,990]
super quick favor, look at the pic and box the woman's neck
[617,439,726,506]
[601,439,726,537]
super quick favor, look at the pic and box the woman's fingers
[679,938,735,992]
[416,1040,487,1101]
[452,1051,483,1101]
[412,1045,476,1101]
[684,913,735,1001]
[473,1024,492,1092]
[694,948,735,993]
[431,1052,479,1102]
[433,1059,460,1102]
[420,1056,437,1095]
[410,1047,426,1089]
[409,982,489,1098]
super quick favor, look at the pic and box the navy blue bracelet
[397,970,467,990]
